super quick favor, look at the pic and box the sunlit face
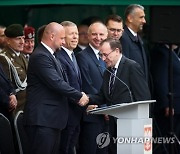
[107,20,124,40]
[100,42,119,68]
[23,38,35,54]
[128,8,146,32]
[6,36,25,52]
[88,23,108,49]
[78,25,89,46]
[53,28,65,51]
[63,25,79,50]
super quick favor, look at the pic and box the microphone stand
[97,64,133,103]
[168,44,179,154]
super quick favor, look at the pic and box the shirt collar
[114,54,122,69]
[128,27,137,37]
[41,42,55,56]
[78,44,86,50]
[10,48,20,56]
[89,43,100,59]
[62,46,74,60]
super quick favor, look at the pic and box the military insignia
[12,53,16,57]
[10,58,14,62]
[28,33,33,39]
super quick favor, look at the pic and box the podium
[88,100,156,154]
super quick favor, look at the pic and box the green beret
[5,24,24,38]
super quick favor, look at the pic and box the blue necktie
[71,52,79,75]
[99,57,105,72]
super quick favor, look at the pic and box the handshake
[78,92,89,106]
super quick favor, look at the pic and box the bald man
[23,22,89,154]
[76,22,108,154]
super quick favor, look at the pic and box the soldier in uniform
[22,26,35,60]
[0,24,28,114]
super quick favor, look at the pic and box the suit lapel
[87,46,104,76]
[61,49,81,83]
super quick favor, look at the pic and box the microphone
[97,64,133,102]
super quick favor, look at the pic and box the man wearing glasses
[105,14,124,40]
[90,38,151,154]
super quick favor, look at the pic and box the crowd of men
[0,3,180,154]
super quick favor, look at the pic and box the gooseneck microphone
[97,64,133,102]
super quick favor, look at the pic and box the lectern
[88,100,156,154]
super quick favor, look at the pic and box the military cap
[4,24,24,38]
[24,26,35,39]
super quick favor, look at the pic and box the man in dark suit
[120,4,148,81]
[76,22,108,154]
[105,14,124,40]
[151,44,180,153]
[55,21,83,154]
[74,23,89,55]
[90,38,151,154]
[0,63,17,120]
[23,22,89,154]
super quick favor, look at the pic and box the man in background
[22,26,35,60]
[120,4,148,81]
[76,22,108,154]
[0,24,28,113]
[0,25,6,52]
[105,14,124,40]
[74,23,89,55]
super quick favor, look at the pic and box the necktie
[99,57,105,72]
[109,67,116,95]
[134,35,139,42]
[71,52,79,75]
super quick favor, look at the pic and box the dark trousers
[25,125,61,154]
[59,124,80,154]
[78,121,108,154]
[108,116,117,154]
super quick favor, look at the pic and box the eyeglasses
[99,49,115,59]
[108,28,124,33]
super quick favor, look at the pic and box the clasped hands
[9,94,17,112]
[78,92,89,106]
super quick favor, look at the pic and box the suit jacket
[74,45,83,56]
[0,47,28,112]
[23,44,82,130]
[76,45,106,122]
[120,26,148,81]
[0,64,15,118]
[55,48,83,126]
[90,56,151,105]
[151,44,180,114]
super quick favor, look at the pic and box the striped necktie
[109,67,116,95]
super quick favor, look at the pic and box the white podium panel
[117,119,152,154]
[89,100,156,154]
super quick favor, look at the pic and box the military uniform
[0,47,28,113]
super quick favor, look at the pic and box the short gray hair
[124,4,144,19]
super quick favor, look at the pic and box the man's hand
[78,92,89,106]
[9,94,17,111]
[86,105,98,113]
